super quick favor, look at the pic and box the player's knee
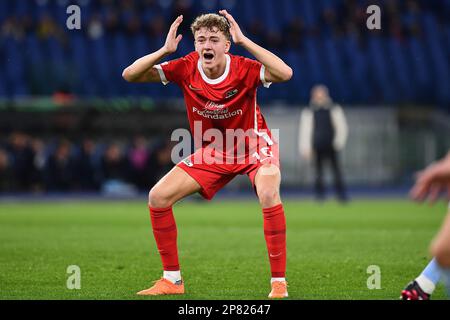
[257,187,281,208]
[148,187,172,208]
[431,242,450,267]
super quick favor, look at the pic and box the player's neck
[201,57,227,80]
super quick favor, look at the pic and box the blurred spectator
[100,142,137,196]
[104,9,120,35]
[125,13,142,36]
[0,131,184,194]
[0,148,13,192]
[74,138,99,191]
[147,139,177,188]
[87,14,104,40]
[129,135,150,190]
[45,139,76,191]
[8,132,35,192]
[36,13,66,44]
[101,143,130,184]
[170,0,196,39]
[146,14,166,38]
[30,138,46,192]
[283,18,304,49]
[299,85,349,202]
[1,16,25,40]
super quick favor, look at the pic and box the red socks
[149,206,179,271]
[263,204,287,278]
[149,204,286,278]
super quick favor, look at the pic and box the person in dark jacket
[299,85,349,202]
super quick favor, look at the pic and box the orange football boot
[137,278,185,296]
[268,281,288,298]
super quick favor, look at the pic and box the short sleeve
[244,58,272,89]
[154,54,193,85]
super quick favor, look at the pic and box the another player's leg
[430,209,450,297]
[137,166,201,296]
[401,258,441,300]
[254,164,288,298]
[402,209,450,300]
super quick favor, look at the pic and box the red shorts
[177,143,280,200]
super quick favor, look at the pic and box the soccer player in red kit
[122,10,293,298]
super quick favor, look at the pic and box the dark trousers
[314,147,348,201]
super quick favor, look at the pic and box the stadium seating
[0,0,448,107]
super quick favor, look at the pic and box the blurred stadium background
[0,0,450,300]
[0,0,449,196]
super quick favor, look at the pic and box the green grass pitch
[0,199,447,300]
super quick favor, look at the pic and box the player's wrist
[236,36,250,47]
[161,46,172,55]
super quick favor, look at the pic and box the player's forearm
[122,47,169,82]
[240,37,293,82]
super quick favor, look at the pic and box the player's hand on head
[219,10,247,45]
[164,15,183,54]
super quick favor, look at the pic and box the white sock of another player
[271,277,286,284]
[163,270,182,284]
[415,258,443,295]
[415,274,436,295]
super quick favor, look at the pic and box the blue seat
[343,36,371,103]
[13,1,30,16]
[284,50,306,102]
[4,39,26,92]
[132,34,149,58]
[0,2,9,21]
[408,38,431,102]
[304,37,325,85]
[323,38,347,102]
[367,37,395,103]
[423,14,450,104]
[446,25,450,55]
[300,0,318,28]
[260,0,280,33]
[69,34,90,95]
[387,39,413,102]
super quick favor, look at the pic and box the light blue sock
[415,258,442,294]
[442,268,450,297]
[421,258,442,284]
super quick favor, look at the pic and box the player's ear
[225,40,231,53]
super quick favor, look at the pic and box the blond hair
[190,13,231,40]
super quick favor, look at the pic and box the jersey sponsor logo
[204,101,226,111]
[188,84,203,91]
[224,89,238,99]
[192,107,243,120]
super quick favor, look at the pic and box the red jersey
[155,52,274,159]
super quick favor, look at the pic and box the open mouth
[203,52,214,62]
